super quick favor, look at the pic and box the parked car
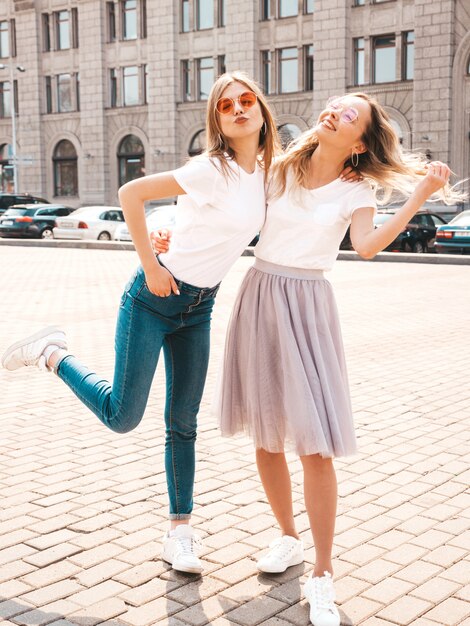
[0,193,49,216]
[340,210,447,253]
[434,210,470,254]
[114,205,176,242]
[53,206,124,240]
[0,204,74,239]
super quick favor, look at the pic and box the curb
[1,238,469,265]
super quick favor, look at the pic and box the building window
[141,0,147,38]
[278,123,302,149]
[107,2,116,41]
[0,143,14,192]
[218,54,226,76]
[279,47,298,93]
[122,0,137,40]
[304,44,314,91]
[467,56,470,74]
[42,13,51,51]
[0,81,11,118]
[57,74,73,112]
[10,20,16,57]
[181,60,192,101]
[279,0,298,18]
[0,21,9,58]
[390,119,404,145]
[261,50,272,94]
[197,0,214,30]
[403,31,414,80]
[143,64,148,103]
[118,134,145,186]
[53,140,78,197]
[123,65,139,106]
[189,129,206,156]
[354,37,365,85]
[45,76,52,113]
[218,0,226,27]
[261,0,271,20]
[197,57,214,100]
[56,11,71,50]
[181,0,190,31]
[75,72,80,110]
[110,69,118,107]
[373,34,396,83]
[354,0,365,5]
[304,0,314,13]
[71,8,79,48]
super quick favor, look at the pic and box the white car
[114,205,176,242]
[53,206,124,240]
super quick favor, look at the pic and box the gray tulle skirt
[216,258,357,458]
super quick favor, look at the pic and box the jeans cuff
[169,513,192,520]
[54,352,70,375]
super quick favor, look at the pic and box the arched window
[278,123,302,149]
[118,134,145,186]
[389,119,404,145]
[0,143,13,192]
[53,139,78,197]
[188,129,206,156]
[467,56,470,75]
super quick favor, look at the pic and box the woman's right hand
[150,229,172,254]
[144,263,179,297]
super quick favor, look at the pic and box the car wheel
[412,241,426,253]
[98,231,111,241]
[41,228,54,240]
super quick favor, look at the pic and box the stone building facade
[0,0,469,207]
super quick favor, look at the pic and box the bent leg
[57,285,165,434]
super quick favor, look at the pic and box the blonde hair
[272,92,465,205]
[203,71,281,178]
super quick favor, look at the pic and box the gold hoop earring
[351,150,359,167]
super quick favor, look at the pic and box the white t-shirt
[255,176,376,271]
[159,155,266,287]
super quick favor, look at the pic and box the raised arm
[118,172,185,296]
[350,162,450,259]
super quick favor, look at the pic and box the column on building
[10,2,45,195]
[413,0,455,164]
[78,0,108,204]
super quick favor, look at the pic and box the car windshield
[2,208,34,217]
[374,213,393,225]
[449,213,470,227]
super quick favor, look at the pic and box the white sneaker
[1,326,67,372]
[304,571,340,626]
[162,525,203,574]
[257,535,304,573]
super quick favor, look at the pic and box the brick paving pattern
[0,246,468,626]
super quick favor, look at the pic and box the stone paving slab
[0,246,469,625]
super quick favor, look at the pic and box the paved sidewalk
[0,246,468,626]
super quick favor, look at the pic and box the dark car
[0,193,49,216]
[0,204,74,239]
[434,210,470,254]
[340,211,447,253]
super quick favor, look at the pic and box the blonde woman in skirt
[216,93,459,626]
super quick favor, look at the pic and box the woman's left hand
[416,161,451,198]
[150,229,172,254]
[341,165,363,183]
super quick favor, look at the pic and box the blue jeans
[56,266,218,519]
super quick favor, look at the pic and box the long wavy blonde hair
[271,92,465,205]
[203,71,281,178]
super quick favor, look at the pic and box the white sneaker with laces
[162,524,203,574]
[1,326,67,372]
[257,535,304,573]
[304,571,340,626]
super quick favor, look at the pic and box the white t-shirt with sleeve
[255,176,376,271]
[159,155,266,287]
